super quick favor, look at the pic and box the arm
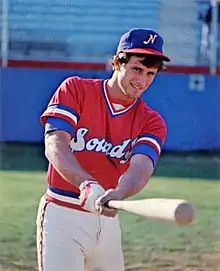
[45,129,106,213]
[96,111,166,217]
[114,154,154,199]
[42,77,106,213]
[41,77,94,187]
[115,112,166,199]
[45,130,94,187]
[95,154,154,217]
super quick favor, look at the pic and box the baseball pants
[36,196,124,271]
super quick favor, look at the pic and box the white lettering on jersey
[70,127,137,163]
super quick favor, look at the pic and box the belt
[48,185,80,199]
[45,186,88,212]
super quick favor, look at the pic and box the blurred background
[0,0,220,271]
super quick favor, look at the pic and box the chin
[130,92,141,99]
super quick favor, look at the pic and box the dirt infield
[128,267,205,270]
[0,267,209,271]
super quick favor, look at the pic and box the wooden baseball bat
[107,198,196,225]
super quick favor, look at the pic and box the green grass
[121,178,220,270]
[0,171,219,271]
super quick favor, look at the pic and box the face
[116,55,158,100]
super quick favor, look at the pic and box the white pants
[36,197,124,271]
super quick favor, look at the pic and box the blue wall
[1,67,220,151]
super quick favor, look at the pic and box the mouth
[130,82,144,96]
[130,82,143,91]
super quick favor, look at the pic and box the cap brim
[122,48,171,62]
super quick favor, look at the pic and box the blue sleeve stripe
[131,143,159,167]
[45,117,74,137]
[48,104,80,121]
[139,134,162,147]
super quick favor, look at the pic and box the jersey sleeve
[40,77,82,137]
[131,111,167,167]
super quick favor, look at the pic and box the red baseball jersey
[40,76,166,209]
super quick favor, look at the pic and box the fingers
[96,190,113,206]
[95,190,113,210]
[97,206,118,217]
[95,189,119,217]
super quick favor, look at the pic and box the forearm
[115,155,153,199]
[45,134,94,187]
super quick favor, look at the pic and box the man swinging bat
[36,28,172,271]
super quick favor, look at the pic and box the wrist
[113,187,127,200]
[114,175,130,199]
[79,179,98,190]
[78,177,96,187]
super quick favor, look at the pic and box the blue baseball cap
[116,28,171,62]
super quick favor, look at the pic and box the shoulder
[145,105,166,128]
[138,100,167,142]
[62,76,102,90]
[57,76,102,100]
[139,100,166,127]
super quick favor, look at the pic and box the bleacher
[2,0,162,62]
[0,0,219,65]
[195,0,220,64]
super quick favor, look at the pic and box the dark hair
[110,52,165,72]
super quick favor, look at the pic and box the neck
[107,72,135,103]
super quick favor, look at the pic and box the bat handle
[104,201,110,208]
[105,200,123,210]
[104,200,115,208]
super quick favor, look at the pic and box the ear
[112,55,121,71]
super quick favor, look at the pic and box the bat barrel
[175,201,196,225]
[108,198,196,226]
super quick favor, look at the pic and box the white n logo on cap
[143,34,158,44]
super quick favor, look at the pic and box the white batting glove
[79,180,105,213]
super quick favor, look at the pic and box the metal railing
[1,0,9,67]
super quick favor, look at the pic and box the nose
[136,76,147,88]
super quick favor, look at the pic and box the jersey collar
[101,80,138,117]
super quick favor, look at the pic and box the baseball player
[36,28,171,271]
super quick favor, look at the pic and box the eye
[147,71,156,76]
[132,66,142,73]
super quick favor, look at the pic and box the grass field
[0,172,220,271]
[0,144,220,271]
